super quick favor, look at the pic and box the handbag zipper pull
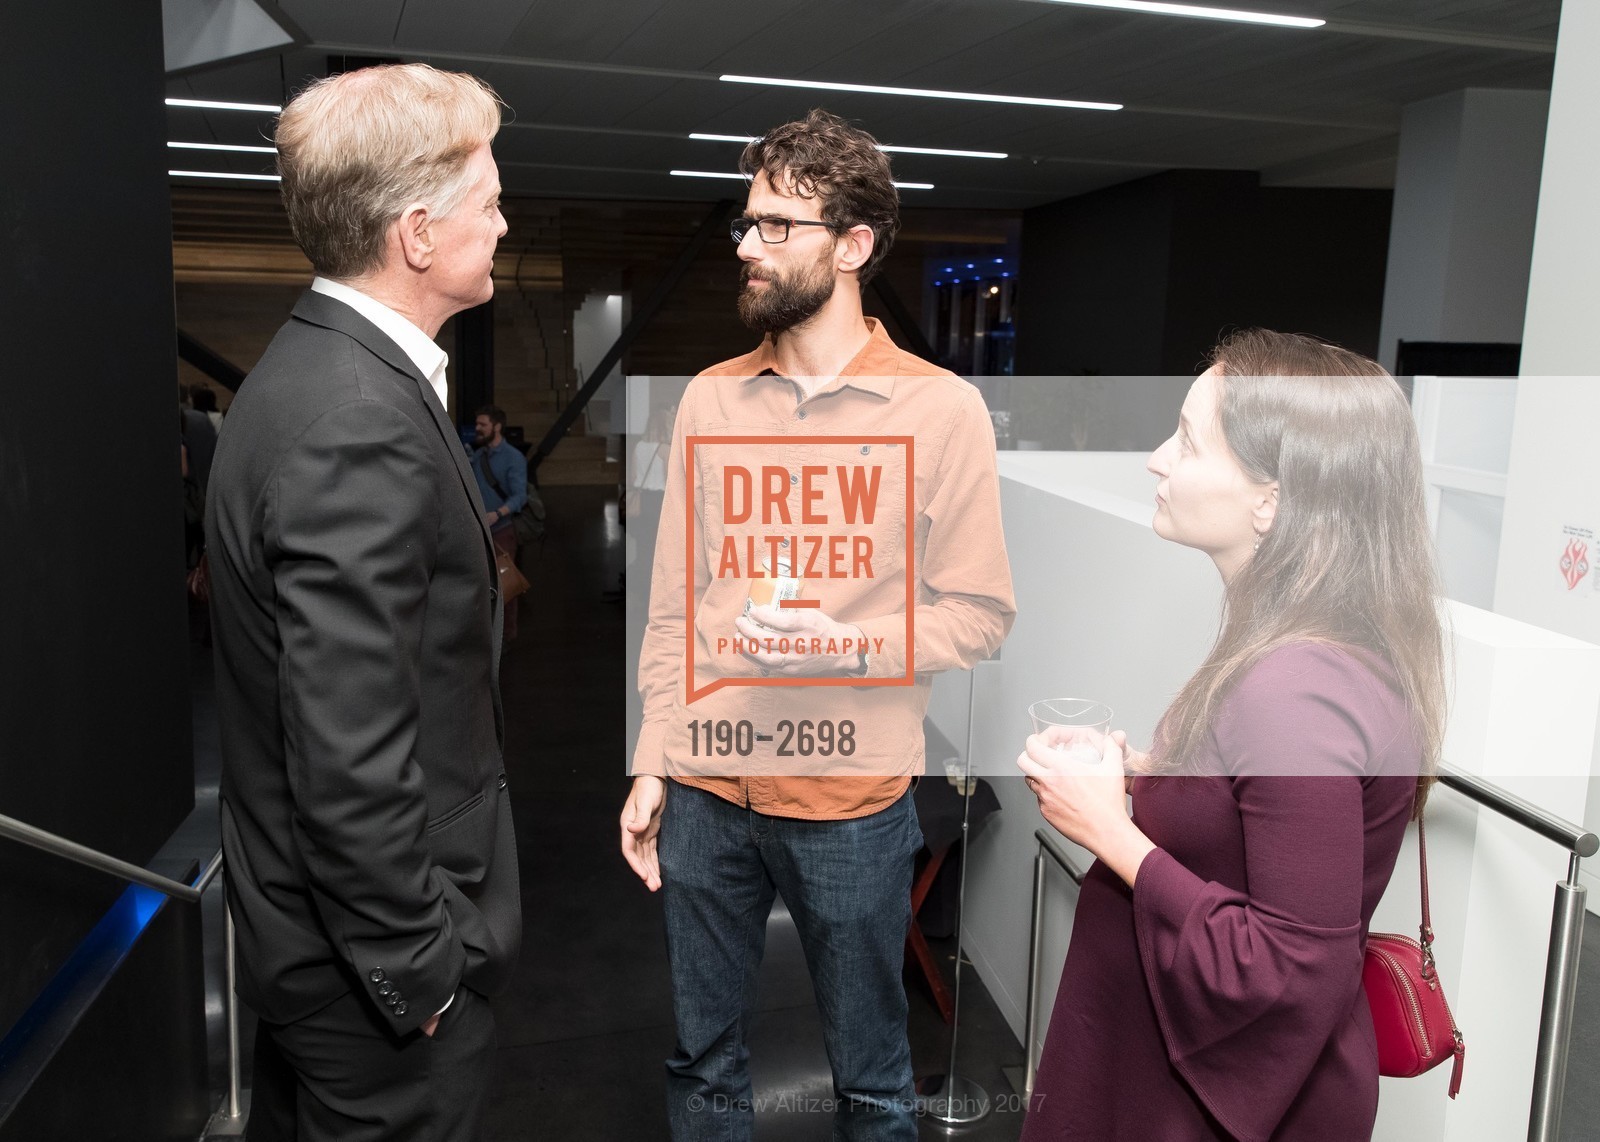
[1448,1031,1465,1099]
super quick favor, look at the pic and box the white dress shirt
[310,277,450,411]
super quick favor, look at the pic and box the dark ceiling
[164,0,1560,209]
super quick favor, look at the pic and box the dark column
[0,0,205,1135]
[453,299,495,427]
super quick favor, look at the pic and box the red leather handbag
[1363,817,1466,1097]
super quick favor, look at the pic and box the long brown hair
[1154,330,1447,816]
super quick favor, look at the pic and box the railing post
[225,899,242,1122]
[1024,845,1045,1097]
[1527,857,1586,1142]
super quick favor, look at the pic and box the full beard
[737,257,836,335]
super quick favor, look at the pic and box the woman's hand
[1018,730,1157,888]
[1112,729,1153,794]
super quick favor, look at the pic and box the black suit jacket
[206,289,520,1036]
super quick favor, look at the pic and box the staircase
[494,203,620,488]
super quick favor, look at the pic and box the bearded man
[619,109,1016,1141]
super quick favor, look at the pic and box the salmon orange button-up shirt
[633,319,1016,819]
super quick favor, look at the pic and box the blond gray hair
[276,63,503,278]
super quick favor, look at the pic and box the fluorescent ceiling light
[690,132,1007,159]
[165,97,283,113]
[671,169,933,190]
[1038,0,1324,29]
[719,74,1121,111]
[168,141,277,154]
[879,144,1007,159]
[169,169,282,181]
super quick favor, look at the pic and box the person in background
[191,384,225,432]
[180,384,218,496]
[1018,330,1448,1142]
[471,403,529,640]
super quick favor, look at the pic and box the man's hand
[421,1012,442,1038]
[482,511,499,527]
[735,604,865,676]
[621,776,667,891]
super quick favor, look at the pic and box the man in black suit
[206,63,518,1141]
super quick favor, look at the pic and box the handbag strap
[1417,813,1439,980]
[477,448,508,500]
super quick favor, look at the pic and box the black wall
[0,0,193,1041]
[1017,170,1393,376]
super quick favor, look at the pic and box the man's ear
[394,203,434,271]
[836,225,875,276]
[1252,482,1279,538]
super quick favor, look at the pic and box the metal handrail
[1436,764,1599,857]
[1023,829,1083,1096]
[1020,775,1589,1142]
[0,813,221,901]
[0,811,243,1128]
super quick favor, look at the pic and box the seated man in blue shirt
[471,404,529,637]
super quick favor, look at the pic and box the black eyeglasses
[731,216,835,244]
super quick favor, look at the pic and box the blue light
[994,257,1004,264]
[966,263,975,268]
[1001,272,1010,277]
[934,280,943,286]
[942,266,953,273]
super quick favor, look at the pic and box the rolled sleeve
[857,389,1015,677]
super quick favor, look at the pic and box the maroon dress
[1023,643,1418,1142]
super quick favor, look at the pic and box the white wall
[1374,88,1549,371]
[1496,0,1600,902]
[572,291,626,434]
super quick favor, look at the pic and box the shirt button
[860,445,872,455]
[789,473,799,486]
[796,409,808,420]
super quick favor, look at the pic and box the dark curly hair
[738,109,901,285]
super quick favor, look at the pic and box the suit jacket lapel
[290,291,497,554]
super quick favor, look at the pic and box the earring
[1253,532,1262,554]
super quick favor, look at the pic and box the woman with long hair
[1018,330,1447,1141]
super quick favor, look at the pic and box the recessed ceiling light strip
[690,133,1007,159]
[1037,0,1323,28]
[169,170,282,181]
[719,74,1120,111]
[671,169,933,190]
[166,97,283,113]
[168,141,277,154]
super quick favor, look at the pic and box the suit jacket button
[384,993,398,1007]
[497,772,508,790]
[377,982,394,997]
[395,1001,408,1017]
[490,587,500,602]
[370,968,386,983]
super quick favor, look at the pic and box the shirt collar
[741,317,899,398]
[311,277,449,408]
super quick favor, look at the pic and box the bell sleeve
[1132,645,1382,1142]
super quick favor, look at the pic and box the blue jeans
[659,781,923,1142]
